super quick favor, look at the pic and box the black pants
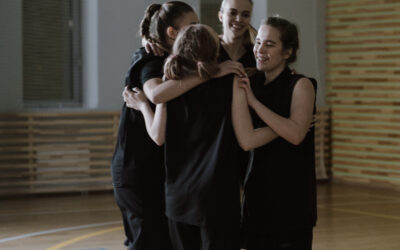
[114,186,172,250]
[242,228,313,250]
[168,219,240,250]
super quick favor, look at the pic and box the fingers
[149,43,159,56]
[155,45,164,56]
[145,42,151,54]
[149,43,164,57]
[229,61,246,77]
[237,64,246,78]
[131,87,141,94]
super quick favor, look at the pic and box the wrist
[250,99,260,109]
[139,101,150,112]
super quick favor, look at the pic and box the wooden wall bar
[326,0,400,189]
[0,112,119,195]
[0,110,330,196]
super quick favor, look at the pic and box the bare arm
[144,60,246,104]
[232,76,278,151]
[241,77,315,145]
[123,87,166,146]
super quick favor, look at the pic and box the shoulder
[132,47,165,65]
[292,76,316,97]
[288,70,317,91]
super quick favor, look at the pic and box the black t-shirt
[218,44,257,184]
[111,48,167,188]
[242,67,318,233]
[163,43,255,226]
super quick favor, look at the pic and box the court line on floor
[0,221,121,243]
[46,226,123,250]
[0,207,117,217]
[318,199,400,207]
[328,207,400,221]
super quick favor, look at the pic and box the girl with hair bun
[126,24,243,250]
[113,2,245,250]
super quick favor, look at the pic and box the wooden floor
[1,183,400,250]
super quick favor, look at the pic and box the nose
[235,14,241,22]
[257,44,267,54]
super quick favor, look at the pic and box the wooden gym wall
[326,0,400,189]
[0,110,330,196]
[0,112,119,195]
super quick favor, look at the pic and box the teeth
[256,56,268,63]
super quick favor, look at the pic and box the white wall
[251,0,267,28]
[0,0,324,112]
[94,0,200,110]
[267,0,326,106]
[0,0,23,112]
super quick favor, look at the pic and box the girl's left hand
[238,77,258,108]
[122,86,149,111]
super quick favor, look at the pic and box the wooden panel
[327,0,400,187]
[0,112,119,196]
[0,109,331,195]
[315,107,332,180]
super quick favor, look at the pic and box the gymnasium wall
[326,0,400,189]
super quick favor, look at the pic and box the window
[23,0,81,108]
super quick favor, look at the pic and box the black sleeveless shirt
[242,67,318,233]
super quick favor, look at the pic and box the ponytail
[139,2,195,52]
[164,55,183,80]
[140,4,162,43]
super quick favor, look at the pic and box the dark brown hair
[264,16,299,64]
[164,24,220,80]
[140,1,194,51]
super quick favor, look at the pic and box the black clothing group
[111,45,317,250]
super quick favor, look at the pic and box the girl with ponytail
[124,24,245,250]
[113,2,245,250]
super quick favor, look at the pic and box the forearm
[149,103,166,146]
[251,100,307,145]
[139,103,165,146]
[232,79,277,150]
[144,75,205,104]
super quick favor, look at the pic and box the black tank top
[243,67,318,233]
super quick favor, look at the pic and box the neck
[264,64,287,84]
[221,34,245,61]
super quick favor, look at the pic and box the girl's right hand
[214,60,246,78]
[143,38,165,56]
[122,86,149,111]
[238,77,258,108]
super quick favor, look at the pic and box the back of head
[264,16,299,64]
[140,1,194,51]
[164,24,220,80]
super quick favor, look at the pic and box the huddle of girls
[111,0,317,250]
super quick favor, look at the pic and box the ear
[283,48,293,60]
[167,26,178,40]
[218,11,223,23]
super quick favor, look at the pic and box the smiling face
[253,24,292,75]
[219,0,252,40]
